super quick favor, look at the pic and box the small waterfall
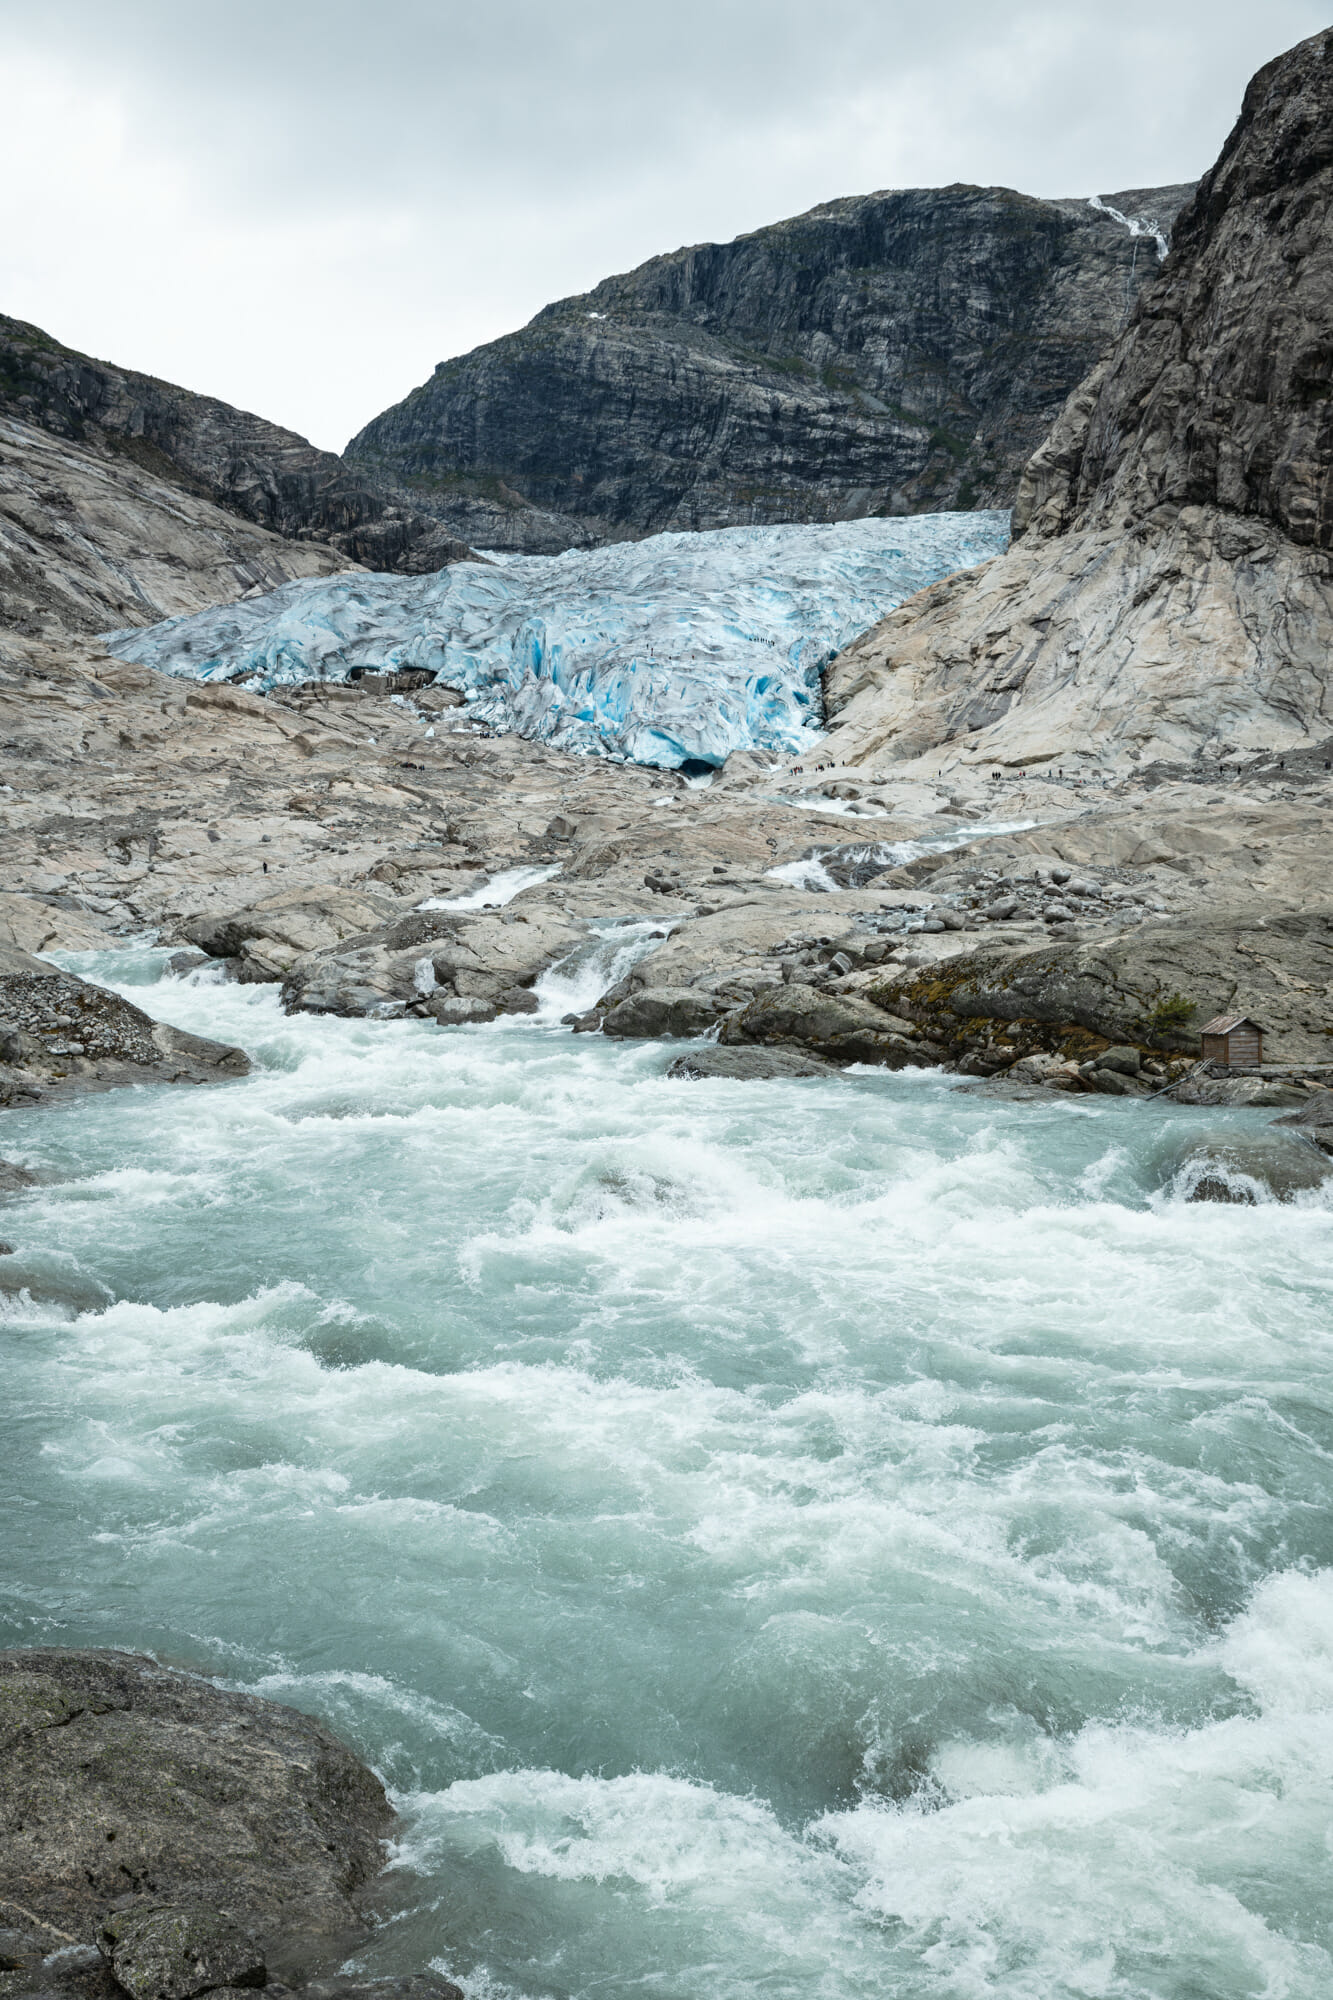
[534,920,670,1021]
[418,863,562,912]
[1088,193,1170,261]
[767,855,842,892]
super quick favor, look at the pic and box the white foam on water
[766,854,842,891]
[417,864,562,912]
[4,949,1333,1998]
[817,1567,1333,1999]
[765,817,1043,891]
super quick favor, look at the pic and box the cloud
[0,0,1325,448]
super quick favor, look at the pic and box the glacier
[100,513,1010,769]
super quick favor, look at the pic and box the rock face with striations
[0,415,349,641]
[0,317,480,604]
[820,29,1333,772]
[345,184,1192,550]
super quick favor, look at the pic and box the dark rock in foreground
[0,949,250,1108]
[0,1650,391,1975]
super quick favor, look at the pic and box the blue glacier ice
[100,514,1010,769]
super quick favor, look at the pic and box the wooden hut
[1198,1014,1264,1067]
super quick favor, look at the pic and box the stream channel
[3,944,1332,2000]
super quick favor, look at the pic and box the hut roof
[1198,1013,1264,1037]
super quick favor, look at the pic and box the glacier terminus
[101,514,1011,769]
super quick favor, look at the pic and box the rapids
[3,950,1333,2000]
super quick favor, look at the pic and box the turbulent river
[4,948,1333,2000]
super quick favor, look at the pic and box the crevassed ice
[99,514,1010,770]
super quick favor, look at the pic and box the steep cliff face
[820,30,1333,772]
[0,314,343,533]
[1016,39,1333,550]
[346,183,1193,550]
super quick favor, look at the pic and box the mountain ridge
[345,181,1195,550]
[0,171,1195,622]
[817,26,1333,772]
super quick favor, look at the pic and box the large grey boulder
[1271,1089,1333,1155]
[1172,1075,1310,1107]
[720,986,934,1067]
[183,890,398,983]
[0,1650,392,1976]
[666,1046,839,1080]
[1169,1131,1333,1203]
[601,988,728,1040]
[281,910,580,1019]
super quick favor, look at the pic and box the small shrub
[1147,992,1196,1032]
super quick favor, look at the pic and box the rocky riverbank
[2,623,1332,1117]
[0,1649,460,2000]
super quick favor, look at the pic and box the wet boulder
[601,987,729,1040]
[666,1046,839,1080]
[426,995,497,1025]
[0,1650,393,1976]
[720,986,935,1068]
[0,947,249,1107]
[0,1248,113,1317]
[1270,1088,1333,1154]
[1169,1131,1333,1203]
[1172,1075,1309,1107]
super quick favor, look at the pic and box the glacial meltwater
[3,949,1333,2000]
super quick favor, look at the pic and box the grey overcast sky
[0,2,1326,451]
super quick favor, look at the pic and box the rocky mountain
[0,313,478,592]
[345,182,1194,551]
[0,175,1192,593]
[820,28,1333,773]
[0,411,348,644]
